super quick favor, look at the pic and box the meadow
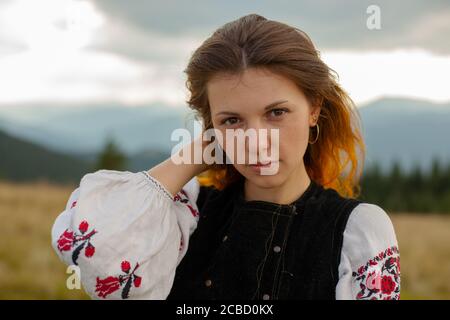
[0,179,448,299]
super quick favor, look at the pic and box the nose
[244,120,271,162]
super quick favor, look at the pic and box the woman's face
[207,67,321,188]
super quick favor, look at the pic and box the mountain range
[0,97,449,183]
[359,97,450,172]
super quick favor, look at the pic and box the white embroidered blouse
[51,169,401,300]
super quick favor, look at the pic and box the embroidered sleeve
[335,203,401,300]
[51,169,200,299]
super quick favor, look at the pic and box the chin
[243,168,285,189]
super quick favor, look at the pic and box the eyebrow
[214,100,289,117]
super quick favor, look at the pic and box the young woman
[51,14,400,300]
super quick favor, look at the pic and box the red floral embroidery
[70,200,77,209]
[95,261,142,299]
[57,230,74,251]
[56,220,97,265]
[352,246,400,300]
[174,189,199,218]
[179,234,184,251]
[381,275,396,295]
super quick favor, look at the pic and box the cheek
[216,129,244,164]
[219,130,236,158]
[279,121,309,161]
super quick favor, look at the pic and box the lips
[247,160,280,175]
[248,160,279,168]
[249,162,272,167]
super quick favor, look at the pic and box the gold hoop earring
[308,124,320,144]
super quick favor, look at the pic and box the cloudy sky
[0,0,449,109]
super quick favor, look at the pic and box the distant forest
[99,139,450,214]
[359,158,450,214]
[1,127,449,214]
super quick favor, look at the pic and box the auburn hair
[183,14,365,199]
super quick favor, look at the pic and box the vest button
[273,245,281,253]
[205,279,212,287]
[262,294,270,300]
[222,235,228,242]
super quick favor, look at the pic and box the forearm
[147,140,208,198]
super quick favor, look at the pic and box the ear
[309,97,323,126]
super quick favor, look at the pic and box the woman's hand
[147,131,212,198]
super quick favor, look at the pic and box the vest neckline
[232,176,322,214]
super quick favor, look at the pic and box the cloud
[86,16,201,64]
[0,49,187,106]
[90,0,450,56]
[321,49,450,105]
[0,0,448,108]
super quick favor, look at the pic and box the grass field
[0,179,449,300]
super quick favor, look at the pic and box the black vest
[167,176,363,300]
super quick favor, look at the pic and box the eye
[267,108,288,118]
[221,117,240,126]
